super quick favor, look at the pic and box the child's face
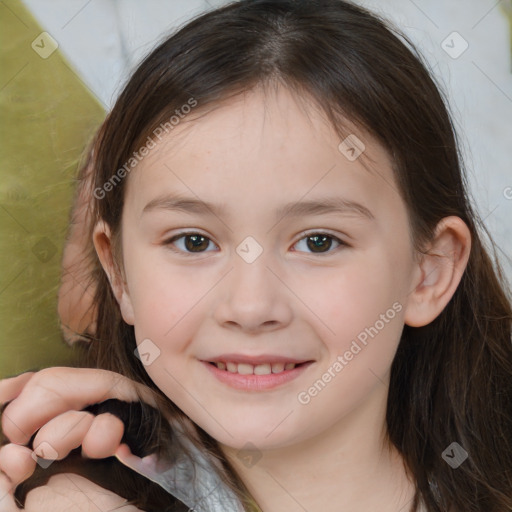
[116,86,419,451]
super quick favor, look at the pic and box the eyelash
[163,230,348,256]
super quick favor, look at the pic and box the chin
[203,423,301,452]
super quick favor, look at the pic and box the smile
[202,358,313,391]
[210,361,299,375]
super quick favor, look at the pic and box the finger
[115,442,158,470]
[2,367,156,445]
[82,413,125,459]
[115,442,133,460]
[32,410,95,461]
[116,443,159,471]
[0,409,32,447]
[24,473,143,512]
[0,444,36,486]
[115,443,161,482]
[0,373,35,405]
[0,472,21,512]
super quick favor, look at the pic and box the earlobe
[404,216,471,327]
[92,221,135,325]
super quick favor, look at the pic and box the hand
[1,470,144,511]
[0,368,158,488]
[0,470,21,512]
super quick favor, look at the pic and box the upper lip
[204,354,312,365]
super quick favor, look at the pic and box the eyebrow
[142,193,374,221]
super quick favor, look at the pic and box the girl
[1,0,512,510]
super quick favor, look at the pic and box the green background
[0,0,105,377]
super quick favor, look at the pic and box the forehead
[125,86,401,222]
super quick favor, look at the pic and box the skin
[0,471,142,511]
[0,85,471,511]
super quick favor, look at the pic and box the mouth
[207,360,308,375]
[201,356,314,391]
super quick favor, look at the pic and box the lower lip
[202,361,313,391]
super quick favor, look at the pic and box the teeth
[271,362,285,373]
[254,363,272,375]
[237,363,254,375]
[214,361,297,374]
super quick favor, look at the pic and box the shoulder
[23,473,144,512]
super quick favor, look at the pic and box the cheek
[126,262,207,407]
[123,251,204,349]
[288,254,407,441]
[304,252,406,342]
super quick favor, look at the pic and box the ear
[92,220,135,325]
[404,216,471,327]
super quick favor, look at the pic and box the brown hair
[40,0,512,510]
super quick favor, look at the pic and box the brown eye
[165,233,217,253]
[293,233,345,254]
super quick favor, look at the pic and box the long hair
[56,0,512,510]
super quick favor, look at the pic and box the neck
[221,380,416,512]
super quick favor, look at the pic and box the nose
[213,253,293,334]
